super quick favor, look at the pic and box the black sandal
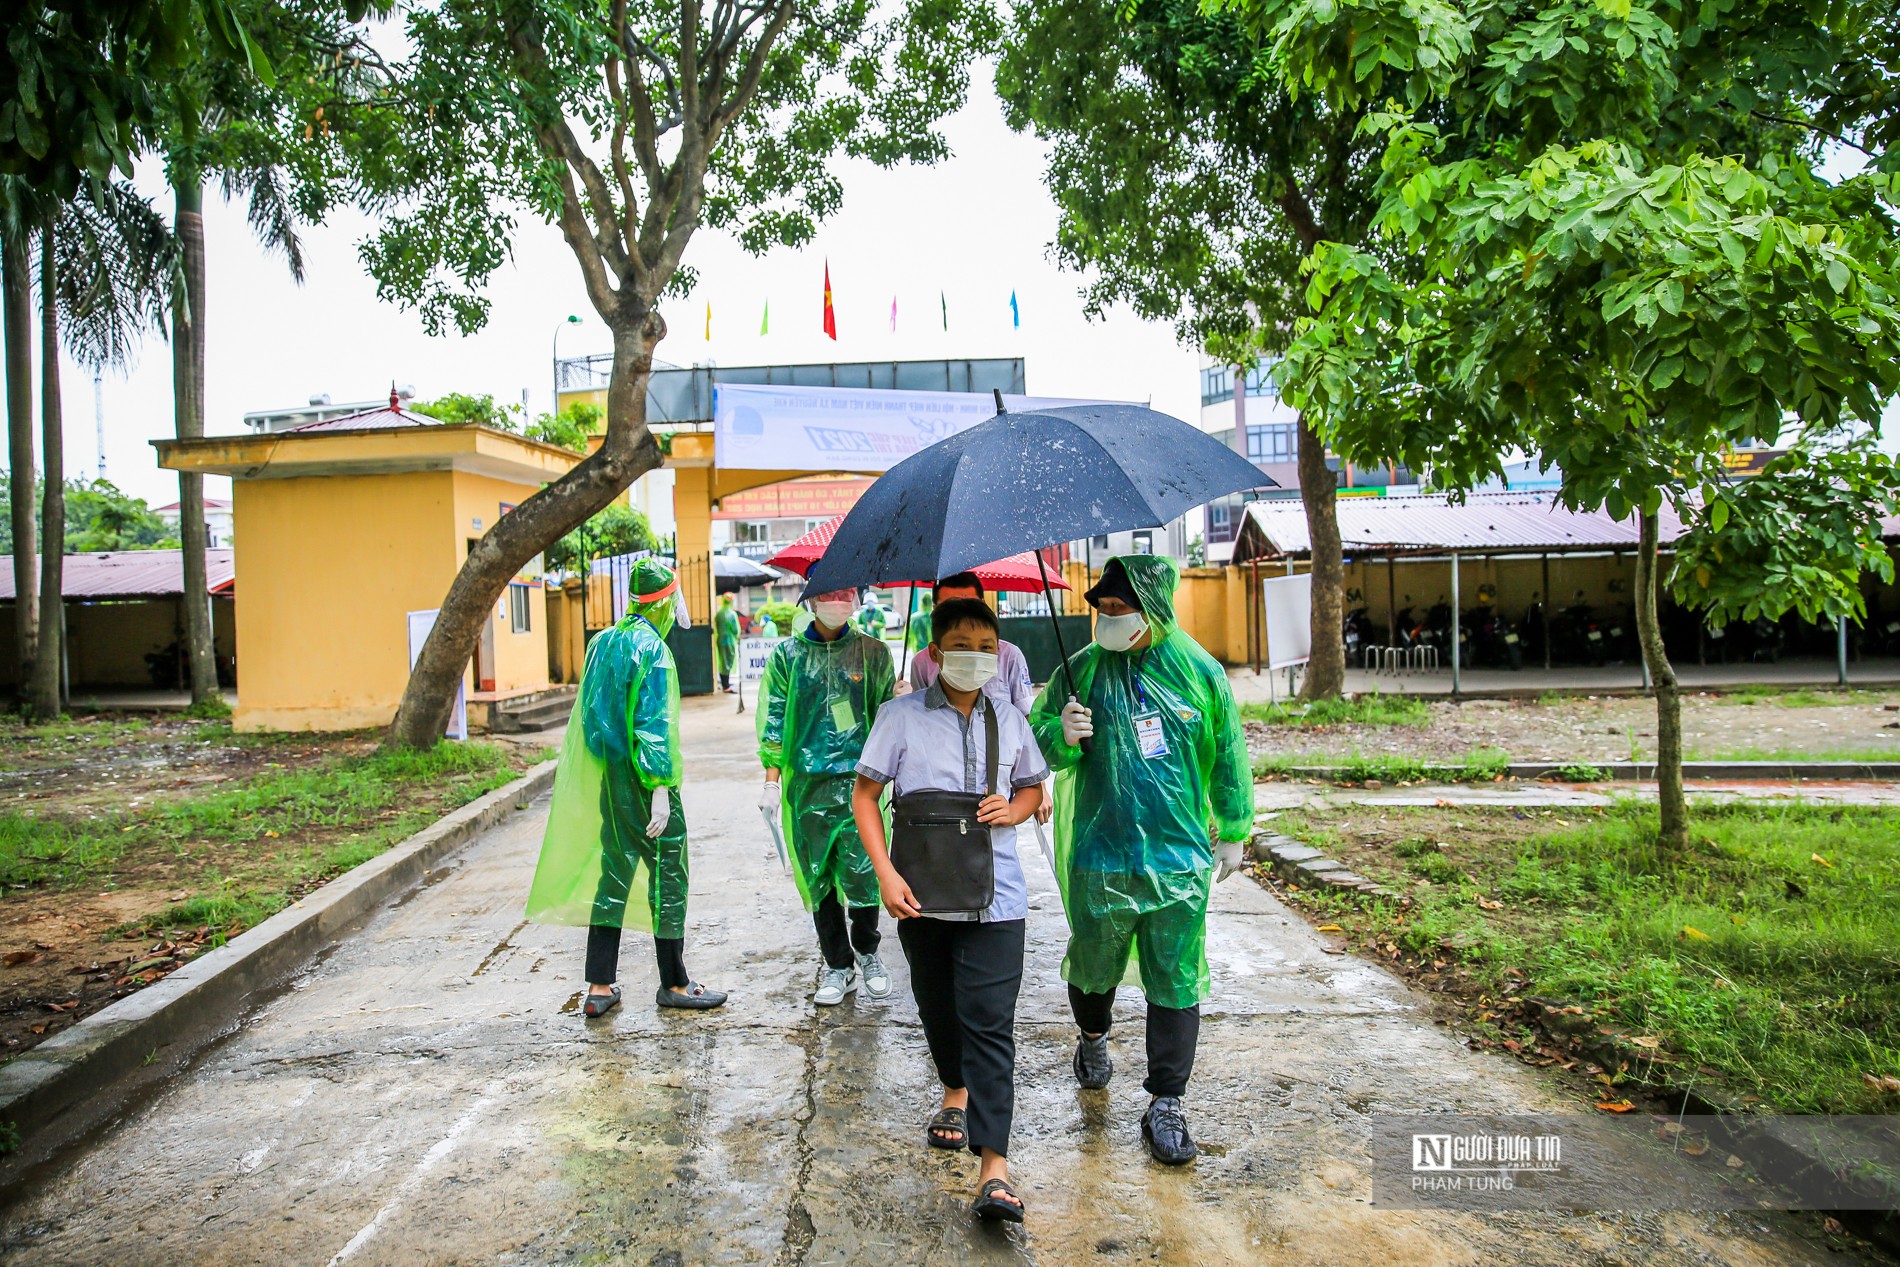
[926,1106,967,1150]
[973,1178,1024,1223]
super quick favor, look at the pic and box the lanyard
[1130,650,1151,712]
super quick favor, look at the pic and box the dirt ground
[0,717,533,1063]
[1246,689,1900,764]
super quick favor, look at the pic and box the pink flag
[889,295,897,332]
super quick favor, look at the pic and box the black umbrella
[803,396,1276,701]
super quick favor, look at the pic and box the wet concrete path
[0,700,1860,1265]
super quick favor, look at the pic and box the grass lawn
[1254,747,1512,783]
[1240,692,1429,728]
[0,714,545,1061]
[1261,801,1900,1114]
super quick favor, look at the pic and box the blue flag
[1009,290,1019,329]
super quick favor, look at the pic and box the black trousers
[814,891,882,969]
[1069,984,1199,1099]
[586,926,689,990]
[898,917,1025,1158]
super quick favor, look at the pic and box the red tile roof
[0,549,235,600]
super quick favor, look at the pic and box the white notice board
[739,635,784,685]
[406,609,468,740]
[1261,573,1313,671]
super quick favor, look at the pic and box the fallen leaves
[1810,853,1832,868]
[1595,1099,1637,1113]
[1863,1072,1900,1096]
[1315,924,1344,933]
[3,949,50,968]
[1679,925,1711,941]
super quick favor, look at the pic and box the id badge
[831,696,857,732]
[1133,710,1169,760]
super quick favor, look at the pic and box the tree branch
[710,0,795,141]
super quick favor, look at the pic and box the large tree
[1237,0,1900,846]
[360,0,996,748]
[996,0,1430,698]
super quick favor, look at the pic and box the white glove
[645,787,673,837]
[1060,699,1094,747]
[1215,841,1247,882]
[758,780,780,813]
[893,678,915,697]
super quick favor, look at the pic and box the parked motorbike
[1466,604,1523,669]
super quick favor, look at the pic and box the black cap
[1083,558,1141,611]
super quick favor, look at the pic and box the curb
[1262,760,1900,784]
[1248,831,1400,900]
[0,760,557,1164]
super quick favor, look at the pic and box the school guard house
[155,391,578,732]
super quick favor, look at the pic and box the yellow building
[156,392,579,732]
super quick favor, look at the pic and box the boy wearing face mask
[758,588,897,1006]
[852,598,1048,1222]
[1028,556,1252,1166]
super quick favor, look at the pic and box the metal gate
[579,549,715,696]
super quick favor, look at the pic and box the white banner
[712,383,1106,472]
[1261,573,1313,671]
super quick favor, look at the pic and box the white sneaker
[814,965,858,1006]
[857,952,892,1000]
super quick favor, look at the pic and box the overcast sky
[46,63,1202,509]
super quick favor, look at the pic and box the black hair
[933,571,984,601]
[930,597,997,645]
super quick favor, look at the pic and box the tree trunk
[1635,510,1686,848]
[172,176,220,709]
[4,233,37,698]
[385,318,666,749]
[28,224,63,719]
[1295,414,1346,699]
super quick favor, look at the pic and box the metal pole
[1251,556,1261,676]
[1386,555,1397,647]
[93,368,105,480]
[1450,550,1462,700]
[1541,552,1552,670]
[551,314,580,417]
[1838,616,1848,686]
[897,582,920,682]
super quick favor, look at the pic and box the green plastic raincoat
[526,558,688,936]
[757,621,894,911]
[714,597,740,675]
[1029,555,1252,1008]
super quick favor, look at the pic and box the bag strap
[983,698,1000,796]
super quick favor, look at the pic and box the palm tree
[3,193,39,698]
[23,185,176,717]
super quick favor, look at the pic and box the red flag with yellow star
[822,261,837,340]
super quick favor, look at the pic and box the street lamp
[552,314,582,417]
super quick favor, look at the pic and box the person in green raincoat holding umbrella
[526,558,727,1016]
[714,594,741,693]
[757,587,896,1006]
[1029,555,1252,1164]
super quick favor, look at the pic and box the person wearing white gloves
[526,558,726,1016]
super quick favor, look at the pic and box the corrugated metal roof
[1233,491,1692,560]
[0,549,235,600]
[284,389,441,433]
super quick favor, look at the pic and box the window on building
[1199,364,1233,406]
[509,582,532,633]
[1090,534,1111,550]
[1242,357,1281,397]
[1130,530,1154,554]
[734,521,772,543]
[1246,424,1297,463]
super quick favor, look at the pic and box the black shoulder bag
[888,702,999,916]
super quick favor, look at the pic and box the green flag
[761,299,770,335]
[940,289,947,331]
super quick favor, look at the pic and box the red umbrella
[766,515,1068,592]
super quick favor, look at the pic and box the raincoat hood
[1115,554,1180,642]
[624,558,679,639]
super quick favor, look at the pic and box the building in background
[1194,354,1422,562]
[152,497,234,548]
[243,387,419,434]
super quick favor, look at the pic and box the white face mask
[937,650,998,693]
[812,600,856,629]
[1094,610,1147,653]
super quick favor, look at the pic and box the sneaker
[814,965,858,1006]
[1141,1096,1197,1165]
[1073,1033,1113,1089]
[857,952,892,1000]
